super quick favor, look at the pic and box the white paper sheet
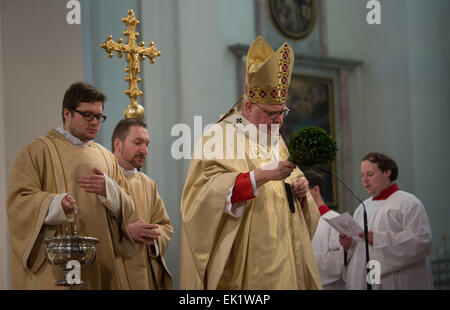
[322,212,364,237]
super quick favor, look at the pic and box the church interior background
[0,0,449,289]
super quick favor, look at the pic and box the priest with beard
[112,118,173,289]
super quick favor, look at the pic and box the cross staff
[100,9,161,119]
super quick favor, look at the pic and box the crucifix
[100,9,161,119]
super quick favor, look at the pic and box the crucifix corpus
[100,9,161,119]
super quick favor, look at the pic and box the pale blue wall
[82,0,140,148]
[407,0,450,259]
[327,0,414,197]
[139,0,183,289]
[219,0,256,110]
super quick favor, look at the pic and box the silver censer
[44,204,99,287]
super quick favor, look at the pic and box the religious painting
[281,73,339,208]
[268,0,317,40]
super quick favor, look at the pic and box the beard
[123,152,145,169]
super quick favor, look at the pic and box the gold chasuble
[7,130,136,289]
[123,172,173,289]
[179,110,322,290]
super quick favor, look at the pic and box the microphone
[286,126,372,290]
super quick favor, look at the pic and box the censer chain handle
[65,203,79,236]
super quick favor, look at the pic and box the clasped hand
[339,231,374,250]
[128,219,160,245]
[291,176,309,199]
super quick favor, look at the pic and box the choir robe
[346,186,433,290]
[311,206,345,290]
[179,110,322,290]
[6,129,136,289]
[123,171,173,289]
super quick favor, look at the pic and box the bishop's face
[64,101,103,142]
[360,160,392,197]
[116,125,150,170]
[244,101,286,135]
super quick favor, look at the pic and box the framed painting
[268,0,317,40]
[281,73,339,208]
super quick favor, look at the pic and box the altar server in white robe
[339,152,433,290]
[305,170,346,290]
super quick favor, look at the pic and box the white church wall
[326,0,414,207]
[2,0,83,180]
[0,0,83,289]
[326,0,450,260]
[407,0,450,258]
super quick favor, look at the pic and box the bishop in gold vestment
[179,37,322,289]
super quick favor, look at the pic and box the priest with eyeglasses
[6,81,136,289]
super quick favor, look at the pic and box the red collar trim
[373,184,399,201]
[319,205,331,216]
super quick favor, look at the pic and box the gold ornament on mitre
[245,36,294,105]
[100,9,161,119]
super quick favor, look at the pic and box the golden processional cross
[100,9,161,119]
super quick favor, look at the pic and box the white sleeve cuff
[224,180,246,217]
[45,194,69,225]
[97,173,122,219]
[249,170,259,196]
[148,241,160,258]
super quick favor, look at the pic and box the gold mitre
[245,36,294,105]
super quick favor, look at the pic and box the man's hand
[291,176,309,199]
[268,161,296,180]
[127,219,160,245]
[255,161,296,188]
[358,231,374,246]
[339,234,353,250]
[61,194,76,215]
[77,167,106,196]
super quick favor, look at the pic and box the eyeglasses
[73,108,107,123]
[252,102,289,120]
